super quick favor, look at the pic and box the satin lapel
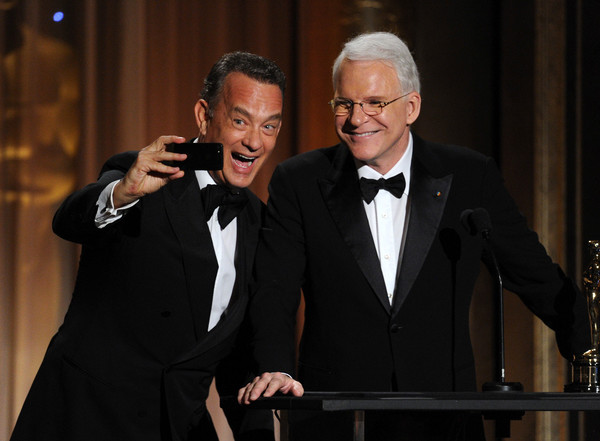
[163,174,218,340]
[169,290,248,366]
[166,189,258,366]
[392,145,453,315]
[318,145,391,313]
[232,190,261,305]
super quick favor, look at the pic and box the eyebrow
[233,106,282,122]
[336,96,388,101]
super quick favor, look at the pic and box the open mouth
[232,152,257,169]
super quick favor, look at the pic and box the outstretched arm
[53,135,188,243]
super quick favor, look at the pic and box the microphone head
[460,209,474,234]
[461,208,492,237]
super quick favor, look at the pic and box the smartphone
[166,142,223,170]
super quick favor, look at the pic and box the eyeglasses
[328,92,411,116]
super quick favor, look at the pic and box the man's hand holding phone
[112,135,188,208]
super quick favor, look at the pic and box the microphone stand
[462,208,523,438]
[479,228,524,439]
[481,227,523,393]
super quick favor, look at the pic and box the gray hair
[332,32,420,94]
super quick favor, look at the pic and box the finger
[247,372,276,401]
[262,380,284,398]
[147,135,186,152]
[249,379,271,400]
[138,141,186,165]
[239,375,262,404]
[291,381,304,396]
[131,156,182,178]
[273,376,294,394]
[237,383,251,404]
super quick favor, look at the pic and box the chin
[348,149,376,164]
[225,174,253,189]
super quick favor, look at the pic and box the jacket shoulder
[413,135,492,178]
[417,137,489,162]
[99,151,138,178]
[277,145,341,174]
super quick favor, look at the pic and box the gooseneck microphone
[461,208,523,393]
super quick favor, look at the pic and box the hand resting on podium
[238,372,304,405]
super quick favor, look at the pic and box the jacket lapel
[163,173,218,340]
[319,145,391,313]
[392,136,453,315]
[165,183,261,365]
[232,189,261,305]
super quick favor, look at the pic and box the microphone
[461,208,523,393]
[461,208,491,239]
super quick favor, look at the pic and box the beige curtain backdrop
[0,1,588,440]
[1,1,81,437]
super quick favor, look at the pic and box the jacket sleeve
[249,163,305,376]
[52,152,137,244]
[481,157,591,359]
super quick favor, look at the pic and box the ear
[194,99,210,136]
[405,92,422,125]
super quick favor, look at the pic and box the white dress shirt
[95,170,237,332]
[357,133,413,304]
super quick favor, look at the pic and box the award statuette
[565,240,600,393]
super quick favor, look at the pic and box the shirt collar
[195,169,218,190]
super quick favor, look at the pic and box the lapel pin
[434,191,442,198]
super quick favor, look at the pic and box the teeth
[233,153,256,162]
[232,153,256,169]
[354,131,376,137]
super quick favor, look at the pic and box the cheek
[263,140,278,156]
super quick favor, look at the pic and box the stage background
[1,0,599,440]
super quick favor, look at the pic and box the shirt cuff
[94,180,139,228]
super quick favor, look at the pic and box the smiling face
[195,72,283,189]
[334,59,421,175]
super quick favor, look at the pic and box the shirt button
[384,254,390,260]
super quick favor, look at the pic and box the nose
[347,104,370,126]
[242,128,262,152]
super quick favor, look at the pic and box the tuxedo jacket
[11,152,264,441]
[250,134,590,393]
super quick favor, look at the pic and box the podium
[224,391,600,440]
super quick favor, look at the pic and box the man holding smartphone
[11,52,285,441]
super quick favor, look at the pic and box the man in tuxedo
[11,51,285,441]
[238,33,590,440]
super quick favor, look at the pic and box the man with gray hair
[239,32,589,440]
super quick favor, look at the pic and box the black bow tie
[201,185,248,229]
[359,173,406,204]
